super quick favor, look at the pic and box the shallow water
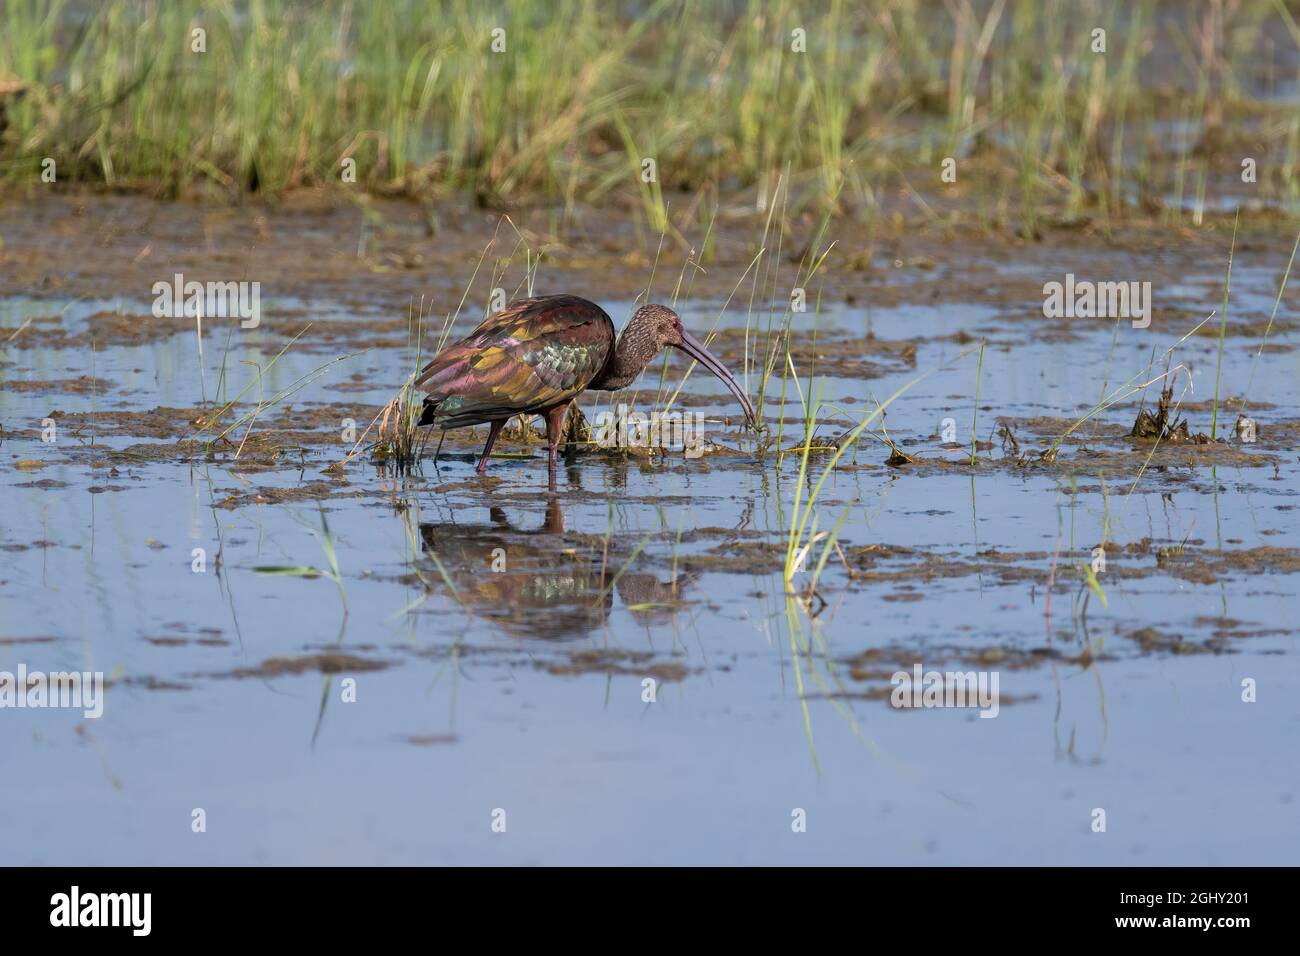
[1,275,1297,864]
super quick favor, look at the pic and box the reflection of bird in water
[613,571,700,626]
[417,497,693,640]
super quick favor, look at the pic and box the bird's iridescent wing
[416,296,613,428]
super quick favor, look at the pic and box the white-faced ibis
[415,295,755,481]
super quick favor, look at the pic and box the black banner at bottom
[0,866,1279,939]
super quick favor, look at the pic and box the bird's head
[629,303,687,350]
[629,303,757,427]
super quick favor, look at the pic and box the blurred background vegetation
[2,0,1299,233]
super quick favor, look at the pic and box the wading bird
[415,295,755,482]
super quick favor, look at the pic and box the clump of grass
[4,1,1297,226]
[1210,210,1239,440]
[373,375,425,470]
[371,299,435,471]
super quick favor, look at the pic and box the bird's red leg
[544,404,568,486]
[476,419,505,475]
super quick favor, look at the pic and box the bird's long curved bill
[677,330,757,426]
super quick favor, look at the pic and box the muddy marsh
[0,1,1297,870]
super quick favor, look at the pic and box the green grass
[1210,211,1240,440]
[1242,228,1300,413]
[4,0,1300,224]
[781,342,983,595]
[970,339,984,466]
[369,298,436,472]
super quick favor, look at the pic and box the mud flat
[1,191,1298,865]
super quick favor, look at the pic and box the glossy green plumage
[416,295,614,428]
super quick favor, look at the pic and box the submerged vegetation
[2,0,1300,231]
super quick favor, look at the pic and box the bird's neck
[589,326,652,391]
